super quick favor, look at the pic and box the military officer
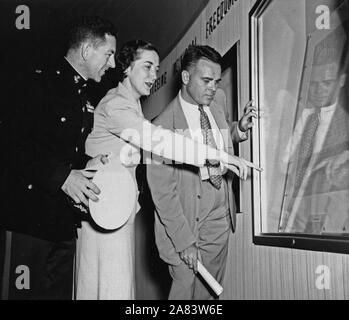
[0,16,116,299]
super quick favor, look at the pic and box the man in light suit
[280,44,349,234]
[147,45,256,299]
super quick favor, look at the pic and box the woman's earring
[124,66,131,77]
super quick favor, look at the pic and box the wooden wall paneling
[242,211,254,299]
[269,246,282,299]
[323,252,345,300]
[259,245,273,299]
[279,248,295,299]
[292,249,309,299]
[305,251,317,300]
[306,251,325,299]
[342,254,349,300]
[251,242,262,299]
[235,213,246,299]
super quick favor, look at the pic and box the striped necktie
[285,108,321,220]
[198,105,222,189]
[292,109,321,195]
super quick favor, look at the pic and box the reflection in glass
[257,0,349,235]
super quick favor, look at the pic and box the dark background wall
[1,0,210,150]
[1,0,209,105]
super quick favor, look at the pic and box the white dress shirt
[179,91,245,180]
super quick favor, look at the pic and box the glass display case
[251,0,349,252]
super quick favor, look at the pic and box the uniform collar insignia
[74,75,81,84]
[86,100,95,113]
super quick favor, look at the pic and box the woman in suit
[75,40,257,299]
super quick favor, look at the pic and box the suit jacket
[0,59,93,241]
[282,95,349,232]
[304,98,349,195]
[147,89,246,265]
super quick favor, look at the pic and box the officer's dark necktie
[198,105,222,189]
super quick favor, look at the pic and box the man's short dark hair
[181,45,222,73]
[66,16,117,51]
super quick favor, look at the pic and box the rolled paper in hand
[197,260,223,296]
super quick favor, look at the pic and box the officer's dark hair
[181,45,222,73]
[116,39,159,80]
[67,16,117,51]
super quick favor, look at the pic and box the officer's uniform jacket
[1,58,94,241]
